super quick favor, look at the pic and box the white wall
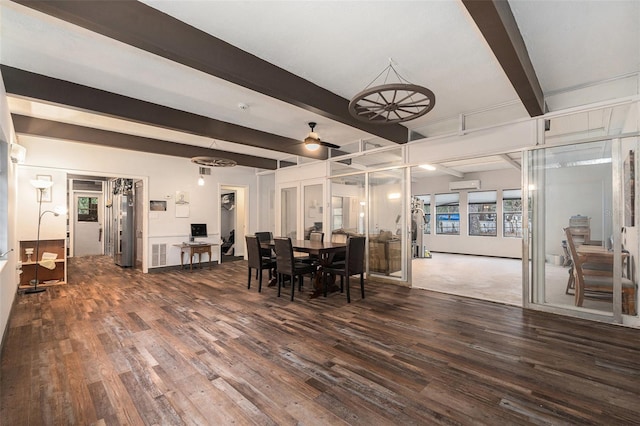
[412,168,523,258]
[544,163,611,257]
[15,135,258,270]
[408,120,536,164]
[0,68,19,347]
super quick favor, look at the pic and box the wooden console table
[175,243,217,271]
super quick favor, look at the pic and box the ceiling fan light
[305,140,320,151]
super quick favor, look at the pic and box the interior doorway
[70,178,105,257]
[220,185,248,262]
[409,153,524,305]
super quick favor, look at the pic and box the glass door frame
[329,166,410,284]
[522,137,633,324]
[275,178,326,240]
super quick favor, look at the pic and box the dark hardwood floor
[2,256,639,425]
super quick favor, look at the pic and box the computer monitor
[190,223,208,240]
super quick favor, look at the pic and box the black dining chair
[246,235,276,292]
[254,231,274,260]
[274,237,317,301]
[323,236,366,303]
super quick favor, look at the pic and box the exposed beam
[500,154,521,170]
[1,65,325,160]
[13,0,410,144]
[11,115,277,170]
[462,0,545,117]
[434,164,464,178]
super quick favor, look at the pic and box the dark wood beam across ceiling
[11,115,277,170]
[462,0,545,117]
[13,0,410,144]
[1,65,325,160]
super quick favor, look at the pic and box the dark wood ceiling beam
[11,115,277,170]
[462,0,545,117]
[13,0,410,144]
[1,65,326,160]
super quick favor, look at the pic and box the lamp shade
[30,179,54,189]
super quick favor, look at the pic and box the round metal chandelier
[190,156,237,167]
[348,62,435,124]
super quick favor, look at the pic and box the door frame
[523,137,635,325]
[219,184,248,258]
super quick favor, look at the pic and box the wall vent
[151,244,167,267]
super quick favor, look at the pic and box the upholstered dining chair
[323,236,366,303]
[254,231,274,260]
[246,235,276,293]
[310,231,324,242]
[274,237,317,301]
[299,231,325,263]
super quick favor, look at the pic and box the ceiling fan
[303,122,340,151]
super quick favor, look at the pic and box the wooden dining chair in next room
[323,236,366,303]
[274,237,317,301]
[245,235,276,293]
[564,228,637,315]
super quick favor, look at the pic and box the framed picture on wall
[150,200,167,211]
[35,174,52,202]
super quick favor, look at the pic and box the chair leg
[346,275,351,303]
[277,273,282,297]
[290,275,295,301]
[565,267,575,295]
[258,269,263,293]
[340,276,344,293]
[298,275,303,291]
[247,267,252,289]
[360,273,365,299]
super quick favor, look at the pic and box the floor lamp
[25,179,57,294]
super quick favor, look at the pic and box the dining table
[261,239,347,298]
[576,244,630,277]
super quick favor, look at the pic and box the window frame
[435,193,460,235]
[502,189,523,238]
[468,191,497,237]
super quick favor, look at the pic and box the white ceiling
[1,0,639,165]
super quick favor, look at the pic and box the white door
[74,192,103,256]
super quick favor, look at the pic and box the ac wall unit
[449,180,481,191]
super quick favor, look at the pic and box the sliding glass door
[279,186,297,239]
[526,138,637,321]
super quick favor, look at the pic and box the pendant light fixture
[192,156,235,186]
[349,60,435,124]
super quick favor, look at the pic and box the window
[468,191,497,236]
[503,189,522,237]
[77,196,98,222]
[435,193,459,235]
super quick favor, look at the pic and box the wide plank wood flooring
[2,255,639,425]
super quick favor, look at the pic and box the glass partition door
[279,186,298,239]
[368,168,407,280]
[303,183,323,239]
[527,139,637,321]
